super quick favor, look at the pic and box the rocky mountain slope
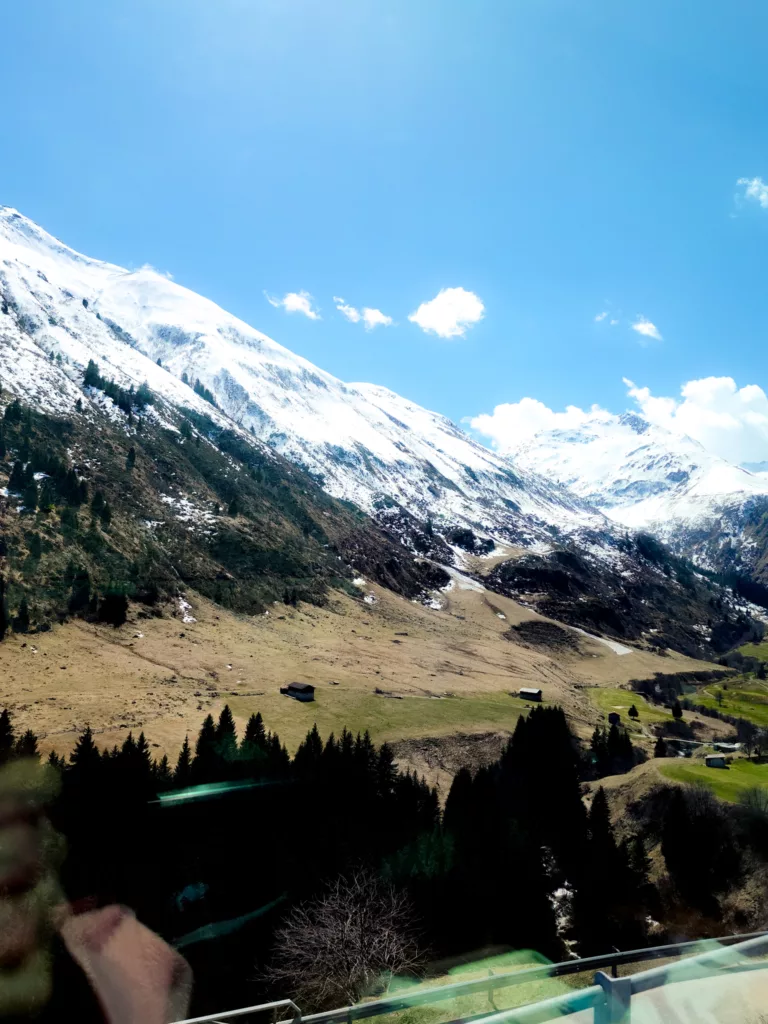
[509,411,768,584]
[0,206,602,552]
[0,207,760,657]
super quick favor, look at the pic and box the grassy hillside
[691,678,768,728]
[738,639,768,662]
[659,758,768,802]
[586,687,673,728]
[0,391,445,634]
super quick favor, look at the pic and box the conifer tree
[14,729,39,760]
[8,460,26,492]
[192,714,218,783]
[154,754,174,790]
[174,736,193,789]
[126,446,136,471]
[69,726,101,783]
[653,735,667,758]
[215,705,238,768]
[90,490,105,518]
[242,712,266,750]
[83,359,101,388]
[0,578,7,642]
[14,597,30,634]
[0,709,14,765]
[376,743,398,799]
[67,565,91,613]
[294,724,324,778]
[22,479,38,512]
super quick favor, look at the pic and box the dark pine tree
[192,715,219,783]
[14,729,39,760]
[67,564,91,614]
[90,490,105,518]
[0,577,7,642]
[154,754,174,790]
[215,705,238,772]
[83,359,103,388]
[0,710,15,765]
[8,460,26,492]
[14,597,30,634]
[174,736,193,789]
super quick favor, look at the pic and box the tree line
[0,703,666,1016]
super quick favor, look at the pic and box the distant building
[608,712,621,726]
[705,754,727,769]
[520,688,543,702]
[280,682,315,702]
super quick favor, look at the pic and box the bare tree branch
[265,870,424,1011]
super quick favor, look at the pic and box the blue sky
[4,0,768,450]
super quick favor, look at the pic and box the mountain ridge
[507,408,768,581]
[0,206,761,658]
[0,205,605,551]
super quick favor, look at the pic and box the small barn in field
[520,688,543,702]
[280,682,315,702]
[705,754,727,769]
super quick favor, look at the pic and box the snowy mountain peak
[617,411,651,435]
[0,208,606,551]
[508,408,768,574]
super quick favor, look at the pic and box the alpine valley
[0,205,763,686]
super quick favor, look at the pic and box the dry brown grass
[0,579,707,766]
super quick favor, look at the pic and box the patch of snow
[571,627,633,656]
[177,598,197,624]
[443,566,486,593]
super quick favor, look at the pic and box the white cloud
[470,376,768,466]
[624,376,768,464]
[333,296,361,323]
[631,316,662,342]
[265,290,321,320]
[408,287,484,339]
[334,297,393,330]
[469,398,603,452]
[737,176,768,209]
[361,307,393,330]
[609,318,619,326]
[594,311,608,322]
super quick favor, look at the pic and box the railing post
[611,946,620,979]
[593,970,631,1024]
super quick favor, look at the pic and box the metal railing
[172,930,768,1024]
[174,998,301,1024]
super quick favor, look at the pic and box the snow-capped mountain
[2,207,762,657]
[0,206,604,550]
[508,411,768,575]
